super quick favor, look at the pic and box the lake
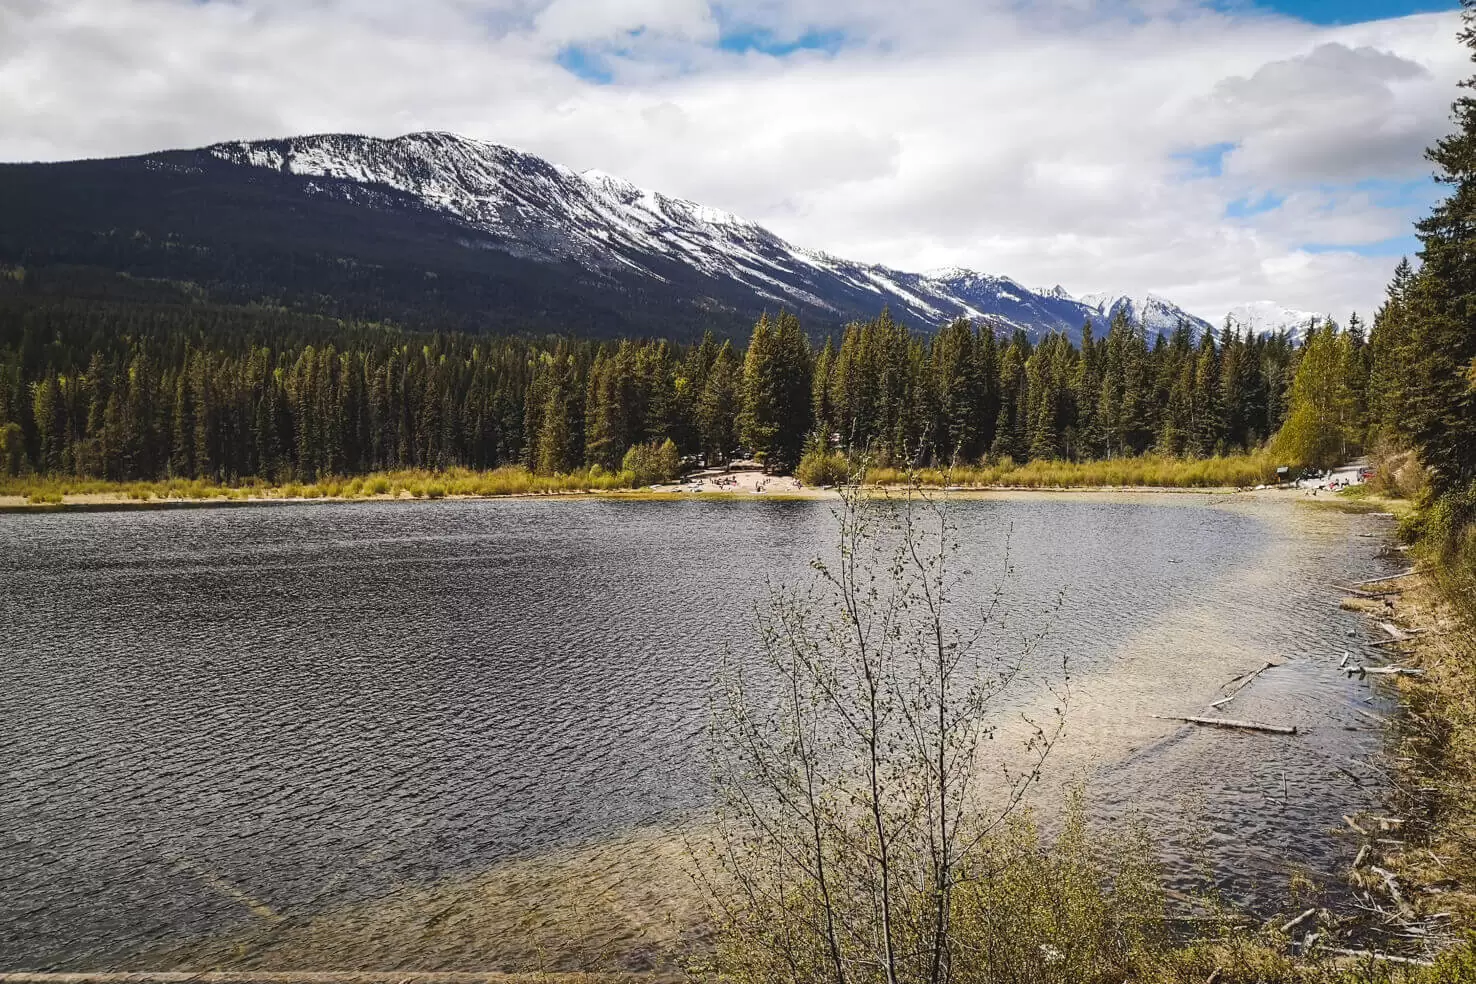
[0,493,1404,972]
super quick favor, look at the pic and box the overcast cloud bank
[0,0,1465,322]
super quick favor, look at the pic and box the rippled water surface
[0,495,1405,970]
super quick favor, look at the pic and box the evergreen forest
[0,272,1389,486]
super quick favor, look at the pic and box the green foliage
[739,312,813,472]
[0,420,23,476]
[715,795,1173,984]
[622,438,681,486]
[794,448,851,486]
[0,274,1327,487]
[1273,322,1365,469]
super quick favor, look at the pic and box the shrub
[1369,442,1431,500]
[795,449,852,487]
[622,439,682,486]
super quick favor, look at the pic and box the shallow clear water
[0,494,1405,970]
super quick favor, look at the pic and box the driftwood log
[1324,947,1433,967]
[1210,658,1286,709]
[1280,908,1318,934]
[1356,569,1418,586]
[1378,621,1411,641]
[1346,665,1425,677]
[1154,714,1297,735]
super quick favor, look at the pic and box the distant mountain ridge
[0,130,1314,342]
[207,132,1220,339]
[1224,301,1326,341]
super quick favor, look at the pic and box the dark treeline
[1,274,1348,483]
[1364,0,1476,570]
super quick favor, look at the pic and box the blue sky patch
[1250,0,1458,25]
[1174,142,1238,178]
[556,46,614,84]
[1225,191,1286,218]
[1352,176,1443,210]
[718,27,845,56]
[1301,234,1422,257]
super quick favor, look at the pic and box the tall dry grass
[865,453,1282,490]
[0,465,638,503]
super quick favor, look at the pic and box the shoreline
[1356,569,1476,933]
[0,482,1293,514]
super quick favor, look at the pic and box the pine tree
[699,341,742,468]
[739,313,812,472]
[1273,323,1359,469]
[1400,6,1476,493]
[931,318,983,463]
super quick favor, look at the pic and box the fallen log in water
[1335,583,1400,599]
[1356,569,1418,586]
[1154,714,1297,735]
[1210,658,1286,709]
[1346,665,1425,677]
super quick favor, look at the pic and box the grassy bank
[1262,481,1476,981]
[0,465,639,505]
[1375,573,1476,930]
[0,452,1289,508]
[808,452,1283,490]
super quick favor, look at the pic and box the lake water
[0,493,1405,972]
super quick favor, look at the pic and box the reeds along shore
[0,465,639,504]
[860,452,1282,489]
[0,452,1288,506]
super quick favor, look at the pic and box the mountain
[0,130,1255,342]
[1079,293,1214,339]
[1224,302,1325,340]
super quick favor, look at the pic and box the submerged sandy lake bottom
[0,494,1408,971]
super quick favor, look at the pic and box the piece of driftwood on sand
[1378,621,1413,641]
[1280,908,1318,934]
[1324,947,1433,967]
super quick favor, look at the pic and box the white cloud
[0,0,1467,322]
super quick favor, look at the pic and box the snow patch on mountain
[207,131,1313,341]
[1079,292,1213,338]
[1224,301,1324,340]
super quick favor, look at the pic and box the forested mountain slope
[0,132,1227,342]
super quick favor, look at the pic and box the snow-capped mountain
[1224,302,1324,340]
[1079,293,1214,339]
[2,130,1316,342]
[203,132,1218,340]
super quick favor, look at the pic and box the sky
[0,0,1469,323]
